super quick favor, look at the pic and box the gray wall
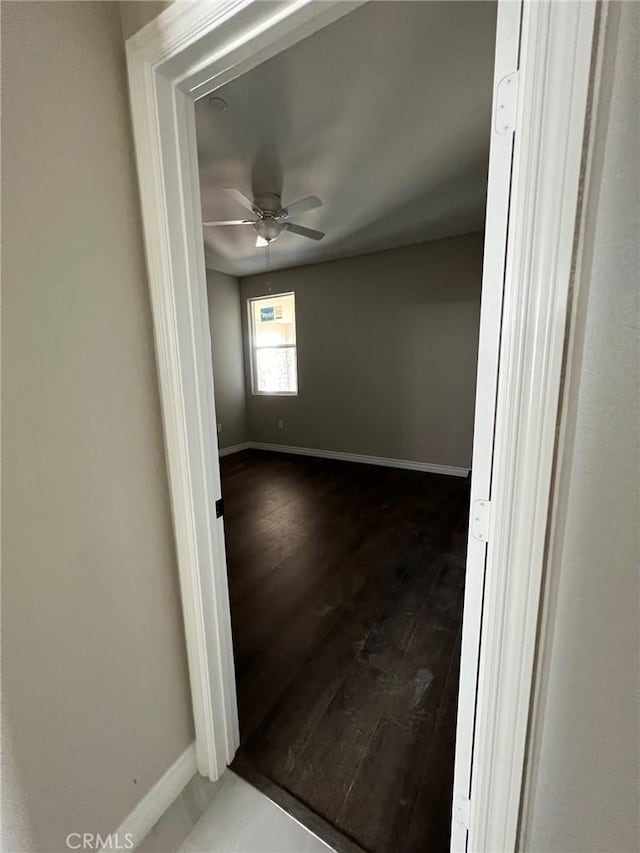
[119,0,174,40]
[207,269,249,448]
[525,3,639,851]
[2,2,193,850]
[239,234,483,469]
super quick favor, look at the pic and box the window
[248,292,298,395]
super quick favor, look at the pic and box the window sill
[251,391,299,397]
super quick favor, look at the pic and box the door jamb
[125,1,596,848]
[457,2,596,849]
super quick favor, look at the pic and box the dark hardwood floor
[220,449,470,853]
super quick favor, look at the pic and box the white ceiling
[195,1,497,277]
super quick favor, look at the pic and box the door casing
[125,2,596,849]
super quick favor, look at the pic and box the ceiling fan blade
[283,222,325,241]
[202,219,256,226]
[281,195,323,219]
[225,188,260,215]
[256,235,269,248]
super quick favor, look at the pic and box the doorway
[200,4,494,849]
[125,1,595,850]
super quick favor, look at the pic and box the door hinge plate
[495,70,519,134]
[215,497,224,519]
[471,499,491,543]
[454,794,471,830]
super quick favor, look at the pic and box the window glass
[249,293,298,395]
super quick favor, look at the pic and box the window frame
[247,291,299,397]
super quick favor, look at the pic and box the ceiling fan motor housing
[253,192,282,215]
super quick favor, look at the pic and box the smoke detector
[208,96,228,112]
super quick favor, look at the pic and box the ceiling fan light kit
[203,188,325,248]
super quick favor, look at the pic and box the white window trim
[247,292,299,397]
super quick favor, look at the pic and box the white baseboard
[114,742,197,849]
[249,442,470,478]
[218,441,252,457]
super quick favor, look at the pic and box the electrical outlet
[277,419,285,430]
[217,423,222,433]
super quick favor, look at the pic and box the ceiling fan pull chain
[266,242,272,292]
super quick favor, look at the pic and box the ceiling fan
[203,189,325,247]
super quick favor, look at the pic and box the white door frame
[450,0,522,846]
[125,1,595,849]
[451,1,596,849]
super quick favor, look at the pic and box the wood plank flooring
[220,449,470,853]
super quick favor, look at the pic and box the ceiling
[195,1,497,277]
